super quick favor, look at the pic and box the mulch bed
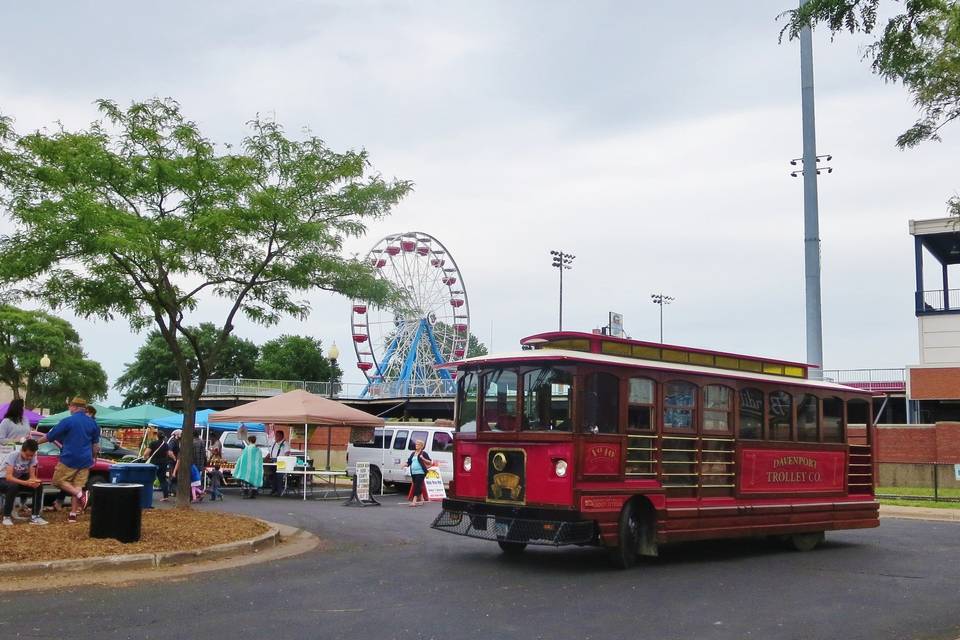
[0,508,269,564]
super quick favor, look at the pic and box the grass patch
[879,498,960,510]
[877,486,960,499]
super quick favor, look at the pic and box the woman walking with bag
[402,439,434,507]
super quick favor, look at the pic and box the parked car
[34,441,114,487]
[95,436,139,461]
[345,423,454,492]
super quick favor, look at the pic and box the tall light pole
[550,250,575,331]
[797,0,826,379]
[39,354,51,415]
[650,293,674,343]
[325,341,340,471]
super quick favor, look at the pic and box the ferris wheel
[351,232,470,396]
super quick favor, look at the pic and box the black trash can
[89,482,143,543]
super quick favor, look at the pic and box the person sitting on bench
[1,439,48,526]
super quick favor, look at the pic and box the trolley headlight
[463,456,472,472]
[555,459,568,478]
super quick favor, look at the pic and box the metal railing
[917,289,960,313]
[822,368,905,393]
[166,377,457,400]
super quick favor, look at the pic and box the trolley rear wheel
[497,541,527,555]
[790,531,825,552]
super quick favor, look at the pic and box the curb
[880,504,960,523]
[0,520,281,577]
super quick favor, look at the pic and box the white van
[218,431,270,465]
[345,423,455,493]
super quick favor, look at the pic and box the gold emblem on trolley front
[492,452,508,472]
[491,473,522,500]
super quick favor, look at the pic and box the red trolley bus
[431,331,879,568]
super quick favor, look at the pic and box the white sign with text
[356,461,370,501]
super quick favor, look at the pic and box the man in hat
[37,396,100,523]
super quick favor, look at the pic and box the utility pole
[550,250,575,331]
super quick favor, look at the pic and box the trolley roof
[454,331,867,394]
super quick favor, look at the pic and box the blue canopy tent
[150,409,265,432]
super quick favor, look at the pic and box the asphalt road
[2,490,958,640]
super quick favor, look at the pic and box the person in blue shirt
[37,396,100,524]
[402,439,434,507]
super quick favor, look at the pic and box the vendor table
[277,469,348,499]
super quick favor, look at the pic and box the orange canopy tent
[208,390,384,499]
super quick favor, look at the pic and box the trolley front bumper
[431,499,596,547]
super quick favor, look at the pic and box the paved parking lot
[2,490,959,640]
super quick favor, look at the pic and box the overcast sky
[2,1,957,403]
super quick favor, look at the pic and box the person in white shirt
[0,399,31,443]
[267,429,289,496]
[1,439,48,525]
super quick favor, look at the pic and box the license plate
[494,521,509,538]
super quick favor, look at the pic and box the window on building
[823,397,844,442]
[703,385,733,433]
[456,372,479,433]
[583,372,620,434]
[664,381,697,431]
[482,369,518,431]
[798,394,819,442]
[522,367,573,431]
[627,378,655,431]
[768,391,793,440]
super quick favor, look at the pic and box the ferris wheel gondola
[351,232,470,396]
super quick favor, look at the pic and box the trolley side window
[522,367,573,431]
[798,394,819,442]
[482,369,519,432]
[627,378,655,432]
[456,372,479,433]
[583,372,620,434]
[703,385,733,433]
[664,381,697,432]
[822,397,844,442]
[739,388,764,439]
[768,391,793,441]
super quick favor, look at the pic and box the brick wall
[876,422,960,464]
[909,367,960,400]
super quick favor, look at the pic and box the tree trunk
[176,390,197,507]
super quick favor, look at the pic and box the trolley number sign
[356,462,370,501]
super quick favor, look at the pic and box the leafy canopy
[256,334,340,382]
[115,324,259,407]
[0,98,410,503]
[781,1,960,149]
[0,304,108,408]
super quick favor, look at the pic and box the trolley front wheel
[497,541,527,555]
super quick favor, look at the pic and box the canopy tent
[98,404,177,428]
[0,402,43,427]
[209,390,384,500]
[37,403,119,428]
[150,409,265,432]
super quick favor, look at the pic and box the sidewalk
[880,504,960,522]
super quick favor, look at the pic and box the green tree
[781,1,960,213]
[116,324,259,407]
[0,304,108,410]
[0,98,410,504]
[256,334,340,382]
[465,330,488,358]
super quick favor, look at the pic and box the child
[189,463,203,502]
[207,442,225,501]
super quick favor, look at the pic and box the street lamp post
[650,293,675,344]
[325,341,340,471]
[39,354,51,415]
[550,250,575,331]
